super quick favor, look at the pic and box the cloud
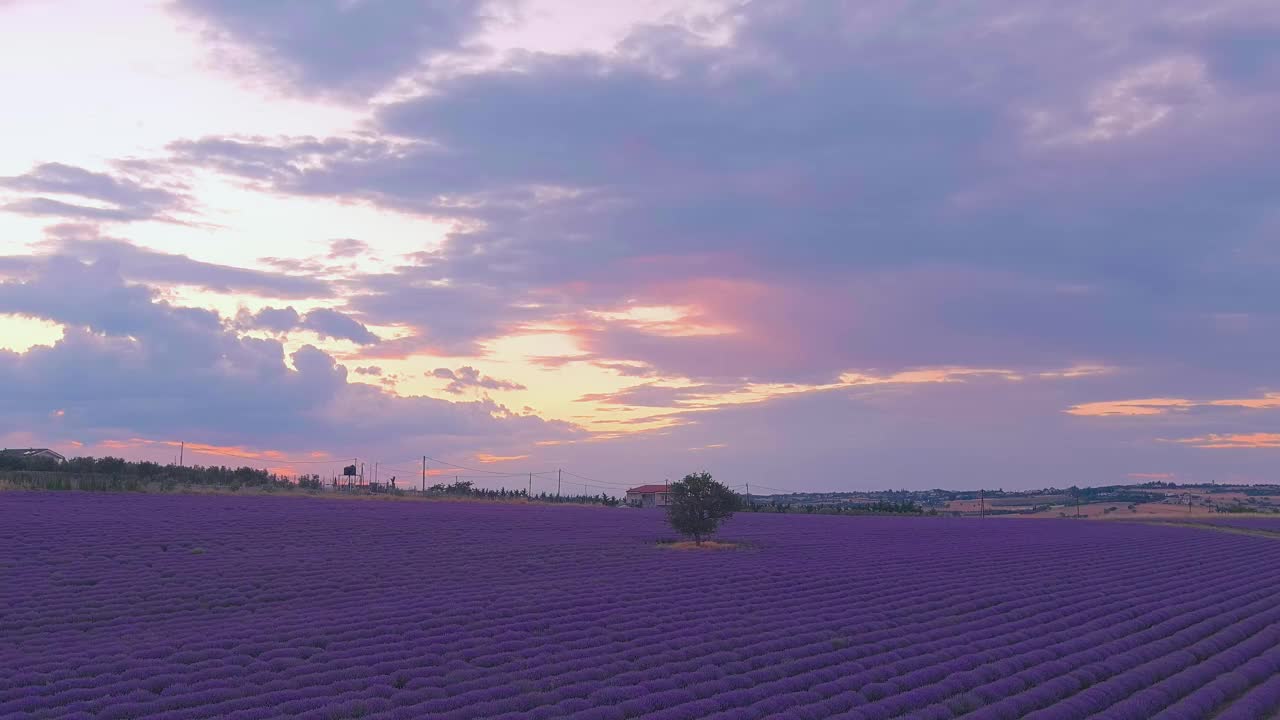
[345,277,548,356]
[299,308,380,345]
[520,372,1199,489]
[1067,398,1197,417]
[430,365,526,394]
[475,452,528,463]
[41,230,328,299]
[0,162,192,223]
[1067,391,1280,417]
[576,383,738,408]
[1170,433,1280,449]
[592,361,659,378]
[159,2,1280,389]
[13,2,1280,489]
[171,0,495,99]
[0,253,578,459]
[327,238,369,258]
[238,306,301,333]
[236,305,380,345]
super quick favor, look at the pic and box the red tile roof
[626,484,672,494]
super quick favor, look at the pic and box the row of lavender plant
[3,493,1279,719]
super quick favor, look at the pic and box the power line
[421,454,556,477]
[180,446,351,465]
[560,469,632,489]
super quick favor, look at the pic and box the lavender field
[4,493,1280,719]
[1158,516,1280,534]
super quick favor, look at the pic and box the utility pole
[557,469,562,497]
[360,462,364,487]
[179,441,184,468]
[421,456,426,493]
[979,488,985,520]
[1074,487,1081,519]
[528,473,532,496]
[374,462,378,486]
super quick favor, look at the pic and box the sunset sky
[2,1,1279,492]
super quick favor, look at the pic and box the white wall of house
[625,489,673,507]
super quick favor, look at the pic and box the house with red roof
[625,484,672,508]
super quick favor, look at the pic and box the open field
[944,499,1038,513]
[1025,502,1231,519]
[4,493,1280,719]
[1150,517,1280,534]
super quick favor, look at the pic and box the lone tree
[666,471,742,545]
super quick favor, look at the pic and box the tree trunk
[694,534,702,546]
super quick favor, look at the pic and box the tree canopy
[666,471,741,545]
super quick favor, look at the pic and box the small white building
[626,484,673,508]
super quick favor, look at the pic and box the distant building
[0,448,65,463]
[626,484,673,508]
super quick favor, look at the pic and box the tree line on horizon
[425,479,622,506]
[0,453,297,490]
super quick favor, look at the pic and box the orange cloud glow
[1170,433,1280,449]
[1069,391,1280,417]
[1037,365,1112,379]
[94,438,342,468]
[840,367,1023,386]
[585,304,737,337]
[1209,392,1280,409]
[1066,398,1194,416]
[475,452,530,463]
